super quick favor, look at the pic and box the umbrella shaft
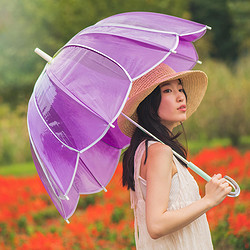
[187,162,211,182]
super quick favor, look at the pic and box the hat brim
[118,70,207,137]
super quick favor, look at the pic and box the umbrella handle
[224,175,241,197]
[187,162,240,197]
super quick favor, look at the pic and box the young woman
[117,63,232,249]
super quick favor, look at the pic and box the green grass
[241,136,250,146]
[188,136,250,155]
[188,137,232,155]
[0,162,36,176]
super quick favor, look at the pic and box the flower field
[0,146,249,249]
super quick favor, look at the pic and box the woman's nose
[177,92,185,102]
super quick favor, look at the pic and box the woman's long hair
[122,85,187,191]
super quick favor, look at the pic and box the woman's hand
[204,174,232,208]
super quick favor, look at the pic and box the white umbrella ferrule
[109,123,115,128]
[170,49,177,54]
[34,48,53,63]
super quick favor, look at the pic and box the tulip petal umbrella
[27,12,211,222]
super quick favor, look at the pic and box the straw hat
[117,63,208,137]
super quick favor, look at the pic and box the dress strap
[131,194,139,246]
[130,190,137,209]
[133,140,158,201]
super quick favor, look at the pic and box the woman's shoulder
[144,142,174,185]
[145,142,173,169]
[148,141,173,157]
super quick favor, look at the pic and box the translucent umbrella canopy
[27,12,210,221]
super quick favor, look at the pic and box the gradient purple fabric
[27,12,209,221]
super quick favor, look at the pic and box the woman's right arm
[144,143,231,239]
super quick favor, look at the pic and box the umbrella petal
[30,142,79,220]
[76,139,122,194]
[28,94,79,197]
[96,12,207,40]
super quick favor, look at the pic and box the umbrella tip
[109,123,115,128]
[34,48,53,63]
[65,219,70,224]
[197,60,202,64]
[206,25,212,30]
[170,49,177,54]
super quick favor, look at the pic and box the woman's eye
[163,89,172,93]
[179,88,184,92]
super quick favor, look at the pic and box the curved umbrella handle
[187,162,240,197]
[224,175,241,197]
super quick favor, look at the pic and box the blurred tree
[0,0,189,107]
[228,0,250,55]
[185,57,250,146]
[189,0,240,63]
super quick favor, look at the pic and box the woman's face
[157,79,187,131]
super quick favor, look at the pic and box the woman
[117,63,232,249]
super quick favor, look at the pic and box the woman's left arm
[144,143,231,239]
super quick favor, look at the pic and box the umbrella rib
[80,30,175,52]
[85,23,176,35]
[63,152,81,198]
[92,23,208,37]
[173,52,201,64]
[181,26,210,37]
[79,157,107,192]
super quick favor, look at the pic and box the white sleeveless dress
[130,141,213,249]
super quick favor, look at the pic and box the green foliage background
[0,0,249,165]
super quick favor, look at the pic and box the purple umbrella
[27,12,211,222]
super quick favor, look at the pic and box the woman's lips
[177,105,186,111]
